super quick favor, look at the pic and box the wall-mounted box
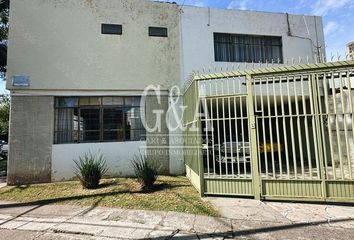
[12,75,30,87]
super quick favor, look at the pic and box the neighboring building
[180,6,325,84]
[6,0,325,184]
[348,41,354,60]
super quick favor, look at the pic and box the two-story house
[6,0,325,184]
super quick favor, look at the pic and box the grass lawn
[0,176,219,217]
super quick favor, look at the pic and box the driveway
[0,199,353,239]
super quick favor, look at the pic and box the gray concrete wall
[7,96,54,185]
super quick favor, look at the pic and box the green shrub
[74,152,108,189]
[132,154,159,191]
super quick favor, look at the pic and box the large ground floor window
[54,96,145,144]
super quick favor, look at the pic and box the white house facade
[6,0,325,184]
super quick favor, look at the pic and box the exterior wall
[7,0,180,91]
[186,165,201,192]
[6,1,328,183]
[7,92,184,183]
[7,96,54,185]
[180,6,325,84]
[168,97,185,175]
[52,141,146,181]
[145,95,170,175]
[50,92,175,181]
[6,0,185,182]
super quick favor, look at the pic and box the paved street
[0,199,353,239]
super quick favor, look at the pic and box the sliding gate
[184,61,354,202]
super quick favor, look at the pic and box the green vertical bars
[187,61,354,201]
[300,75,313,179]
[323,72,336,180]
[338,71,352,179]
[234,95,241,176]
[228,95,235,176]
[260,77,269,178]
[273,76,283,178]
[247,74,261,199]
[345,71,354,180]
[216,98,222,176]
[293,75,305,178]
[204,97,210,177]
[311,73,327,199]
[265,76,276,178]
[330,72,345,179]
[287,76,298,179]
[240,95,247,177]
[315,73,329,180]
[222,97,228,176]
[308,74,321,179]
[279,75,291,178]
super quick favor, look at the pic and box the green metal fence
[184,60,354,202]
[183,80,203,192]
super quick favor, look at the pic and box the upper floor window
[149,27,168,37]
[214,33,283,63]
[54,97,145,144]
[101,24,122,35]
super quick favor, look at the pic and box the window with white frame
[214,33,283,63]
[54,97,145,144]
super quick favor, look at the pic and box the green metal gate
[184,60,354,202]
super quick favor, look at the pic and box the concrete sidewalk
[0,199,353,239]
[207,197,354,227]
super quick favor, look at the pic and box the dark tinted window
[103,108,124,141]
[80,109,100,142]
[214,33,283,63]
[149,27,168,37]
[101,24,122,35]
[54,97,145,143]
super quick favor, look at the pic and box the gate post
[246,73,261,200]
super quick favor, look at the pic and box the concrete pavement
[207,197,354,227]
[0,199,353,239]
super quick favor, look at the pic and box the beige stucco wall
[6,0,180,90]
